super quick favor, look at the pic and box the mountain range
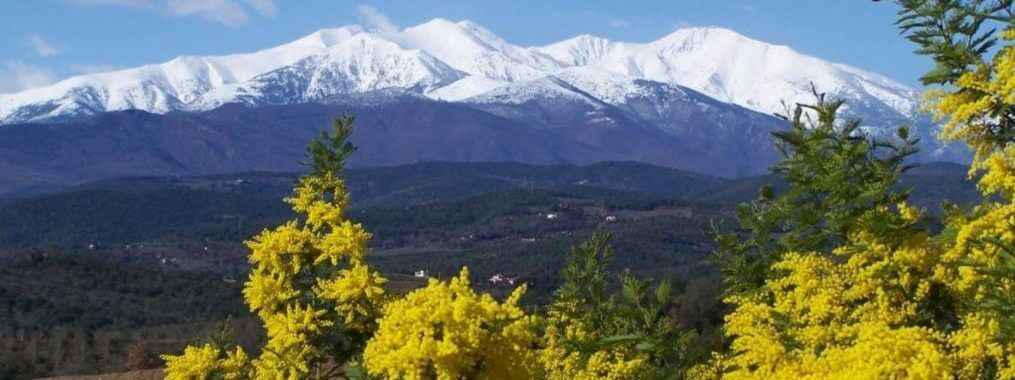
[0,19,968,195]
[0,20,922,123]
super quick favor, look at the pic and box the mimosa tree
[163,117,388,379]
[701,1,1015,378]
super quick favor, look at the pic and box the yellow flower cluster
[949,313,1015,379]
[363,268,542,380]
[929,27,1015,170]
[162,344,250,380]
[720,216,1013,377]
[167,162,388,378]
[722,281,952,377]
[928,26,1015,375]
[718,204,972,379]
[315,263,387,332]
[936,201,1015,377]
[287,172,350,230]
[243,173,387,375]
[540,307,650,380]
[254,304,331,377]
[945,202,1015,298]
[714,22,1015,379]
[977,146,1015,197]
[718,162,1015,378]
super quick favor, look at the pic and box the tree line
[158,1,1015,378]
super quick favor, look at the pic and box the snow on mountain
[464,74,598,106]
[426,76,508,101]
[534,27,919,119]
[0,18,922,136]
[0,26,365,123]
[463,66,688,110]
[537,34,626,66]
[463,65,779,139]
[550,66,690,106]
[399,19,561,82]
[213,33,464,106]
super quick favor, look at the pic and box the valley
[0,2,1006,376]
[0,160,979,377]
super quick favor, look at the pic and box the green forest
[2,0,1014,379]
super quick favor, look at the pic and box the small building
[675,207,694,218]
[489,274,519,286]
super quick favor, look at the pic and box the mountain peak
[0,19,920,131]
[295,25,366,47]
[652,26,762,49]
[401,19,554,81]
[411,17,457,30]
[536,34,618,66]
[548,33,613,47]
[403,18,508,50]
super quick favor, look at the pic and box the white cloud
[608,19,630,29]
[167,0,249,27]
[27,35,60,57]
[357,5,399,34]
[0,61,58,94]
[244,0,276,17]
[70,0,278,26]
[68,0,155,6]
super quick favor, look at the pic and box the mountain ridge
[0,19,971,194]
[0,20,922,127]
[0,94,786,196]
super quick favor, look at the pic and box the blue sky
[0,0,930,93]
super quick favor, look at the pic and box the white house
[489,274,519,286]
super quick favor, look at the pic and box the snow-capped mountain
[0,26,366,122]
[400,19,560,82]
[535,27,919,118]
[1,18,920,124]
[5,17,958,195]
[219,33,466,107]
[2,18,966,167]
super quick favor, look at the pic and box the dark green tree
[713,88,920,296]
[306,115,357,177]
[546,232,698,379]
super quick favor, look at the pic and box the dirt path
[37,369,163,380]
